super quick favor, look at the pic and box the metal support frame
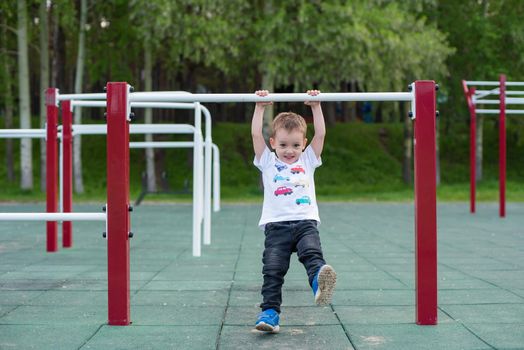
[106,82,131,326]
[462,75,524,217]
[413,81,438,325]
[45,88,59,252]
[62,101,73,247]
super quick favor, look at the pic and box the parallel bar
[473,98,524,104]
[71,124,196,136]
[129,141,194,148]
[129,92,413,103]
[499,75,506,218]
[62,101,73,248]
[45,88,59,252]
[58,93,106,101]
[465,81,524,86]
[413,80,438,325]
[70,101,199,110]
[106,82,131,326]
[476,90,524,95]
[475,109,524,114]
[0,130,46,138]
[0,213,106,221]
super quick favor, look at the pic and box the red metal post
[62,100,73,247]
[413,81,438,325]
[499,75,506,218]
[45,88,59,252]
[106,82,131,325]
[462,81,476,213]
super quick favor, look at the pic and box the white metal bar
[130,92,413,103]
[129,141,194,148]
[0,129,46,138]
[58,93,106,101]
[202,106,212,246]
[71,124,196,136]
[0,212,106,221]
[131,102,197,110]
[192,106,203,257]
[466,81,524,86]
[212,143,220,212]
[475,109,524,115]
[71,100,105,108]
[476,90,524,95]
[474,98,524,105]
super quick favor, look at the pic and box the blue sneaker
[255,308,280,333]
[312,264,337,305]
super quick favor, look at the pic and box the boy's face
[269,128,307,164]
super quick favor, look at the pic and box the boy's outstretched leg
[312,264,337,305]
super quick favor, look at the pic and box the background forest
[1,0,524,201]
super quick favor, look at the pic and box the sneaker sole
[255,322,280,333]
[315,265,337,305]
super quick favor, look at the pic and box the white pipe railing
[0,129,47,138]
[0,213,106,221]
[129,92,413,103]
[475,109,524,114]
[465,81,524,86]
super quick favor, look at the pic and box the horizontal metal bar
[473,98,524,105]
[0,212,106,221]
[130,141,195,148]
[71,124,197,136]
[129,92,413,103]
[466,81,524,86]
[0,129,46,138]
[58,93,106,101]
[476,90,524,95]
[475,109,524,115]
[70,101,200,110]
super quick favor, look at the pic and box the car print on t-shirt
[274,186,293,196]
[273,174,290,183]
[275,163,287,172]
[295,196,311,205]
[290,165,305,174]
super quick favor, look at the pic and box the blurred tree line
[0,0,523,193]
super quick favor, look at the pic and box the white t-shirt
[254,145,322,229]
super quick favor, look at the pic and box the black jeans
[260,220,325,313]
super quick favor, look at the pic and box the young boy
[251,89,337,333]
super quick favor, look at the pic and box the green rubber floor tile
[218,325,354,349]
[229,290,315,307]
[440,303,524,323]
[152,270,234,281]
[130,305,225,325]
[439,289,524,305]
[0,324,100,350]
[466,323,524,349]
[438,278,500,290]
[0,305,17,318]
[0,270,82,280]
[333,290,414,306]
[0,290,44,305]
[346,324,492,350]
[335,305,454,325]
[0,305,106,325]
[141,280,231,291]
[82,325,219,350]
[131,290,229,306]
[26,290,108,306]
[0,279,63,291]
[336,276,408,290]
[225,306,340,326]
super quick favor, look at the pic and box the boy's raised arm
[252,90,272,161]
[305,90,326,158]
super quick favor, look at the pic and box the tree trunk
[402,104,412,184]
[73,0,87,194]
[476,115,483,181]
[39,0,50,191]
[144,40,157,192]
[2,17,15,182]
[17,0,33,190]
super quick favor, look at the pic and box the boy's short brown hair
[271,112,307,138]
